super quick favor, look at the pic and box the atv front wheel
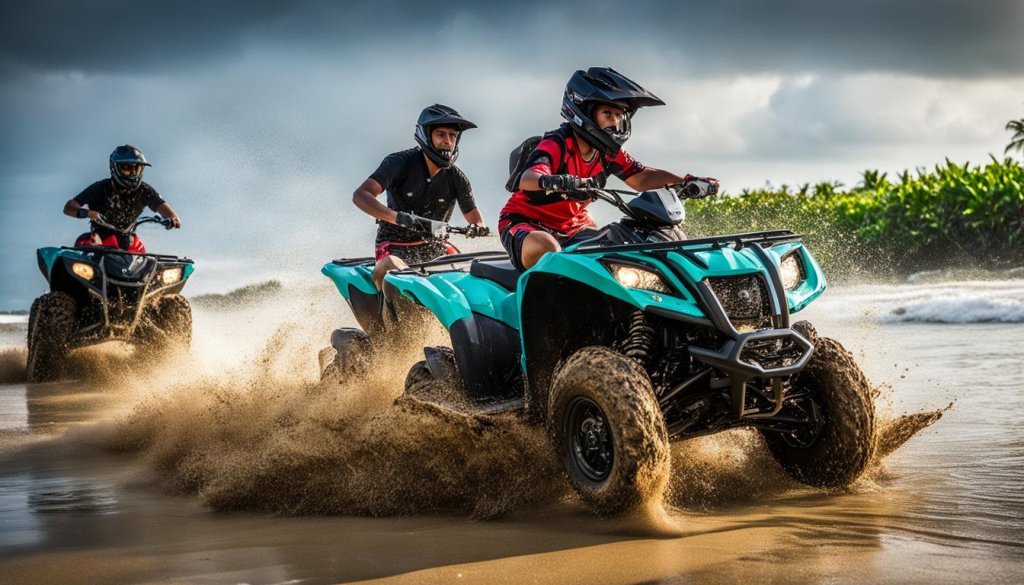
[137,294,192,357]
[548,346,669,515]
[27,292,77,382]
[761,336,875,488]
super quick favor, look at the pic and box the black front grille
[107,285,142,323]
[706,275,771,329]
[740,336,804,369]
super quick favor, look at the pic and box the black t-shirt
[73,179,166,232]
[369,148,476,244]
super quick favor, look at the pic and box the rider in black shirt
[62,145,181,253]
[352,104,488,288]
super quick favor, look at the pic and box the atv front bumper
[688,328,814,418]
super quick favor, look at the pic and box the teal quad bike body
[322,186,875,514]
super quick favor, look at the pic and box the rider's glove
[538,174,585,192]
[464,224,490,238]
[679,175,720,199]
[396,211,447,238]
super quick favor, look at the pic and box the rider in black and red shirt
[499,67,718,270]
[62,145,181,253]
[353,104,488,288]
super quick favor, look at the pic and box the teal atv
[29,215,194,382]
[322,185,875,514]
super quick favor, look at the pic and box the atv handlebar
[567,181,713,219]
[446,225,492,238]
[91,215,175,235]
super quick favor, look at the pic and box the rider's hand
[464,224,490,238]
[167,216,181,229]
[538,174,587,192]
[73,206,106,223]
[396,211,447,238]
[678,175,720,199]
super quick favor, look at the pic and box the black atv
[28,216,194,381]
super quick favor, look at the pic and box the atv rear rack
[332,251,509,273]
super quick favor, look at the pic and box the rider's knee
[372,256,408,289]
[521,232,561,269]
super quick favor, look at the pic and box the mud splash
[875,405,950,460]
[87,364,563,519]
[52,285,946,525]
[0,347,27,384]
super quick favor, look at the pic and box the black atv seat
[469,259,521,291]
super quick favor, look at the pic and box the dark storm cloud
[1,0,1021,78]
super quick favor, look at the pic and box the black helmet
[414,104,477,168]
[109,144,151,191]
[560,67,665,156]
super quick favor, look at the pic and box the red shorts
[374,240,458,264]
[497,219,598,271]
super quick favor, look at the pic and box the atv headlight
[779,252,804,291]
[71,262,95,281]
[159,267,183,285]
[607,263,672,293]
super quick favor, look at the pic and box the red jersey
[499,124,645,236]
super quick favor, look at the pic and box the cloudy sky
[1,0,1022,310]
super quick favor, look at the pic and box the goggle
[117,163,145,176]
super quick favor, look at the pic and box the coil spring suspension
[621,311,655,364]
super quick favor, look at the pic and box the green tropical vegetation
[1007,118,1024,156]
[685,157,1024,279]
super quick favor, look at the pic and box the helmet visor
[117,163,145,177]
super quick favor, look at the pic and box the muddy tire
[319,329,371,382]
[27,292,77,382]
[403,348,464,406]
[137,294,192,357]
[548,346,669,516]
[761,336,875,488]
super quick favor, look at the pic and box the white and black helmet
[561,67,664,156]
[109,144,151,191]
[413,104,477,168]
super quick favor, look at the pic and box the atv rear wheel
[402,347,465,407]
[761,336,875,488]
[137,294,192,358]
[548,346,669,515]
[319,328,371,382]
[27,292,77,382]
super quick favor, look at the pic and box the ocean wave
[884,296,1024,324]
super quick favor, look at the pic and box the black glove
[538,174,585,192]
[395,211,447,237]
[464,224,490,238]
[678,175,720,199]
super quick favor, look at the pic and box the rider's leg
[519,231,561,269]
[372,255,408,290]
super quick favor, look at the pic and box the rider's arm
[154,202,182,228]
[623,168,689,191]
[453,168,485,227]
[462,207,486,227]
[518,137,564,192]
[352,178,401,224]
[62,199,102,221]
[518,168,546,192]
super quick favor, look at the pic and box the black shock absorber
[621,311,655,365]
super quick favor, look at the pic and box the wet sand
[2,282,1023,584]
